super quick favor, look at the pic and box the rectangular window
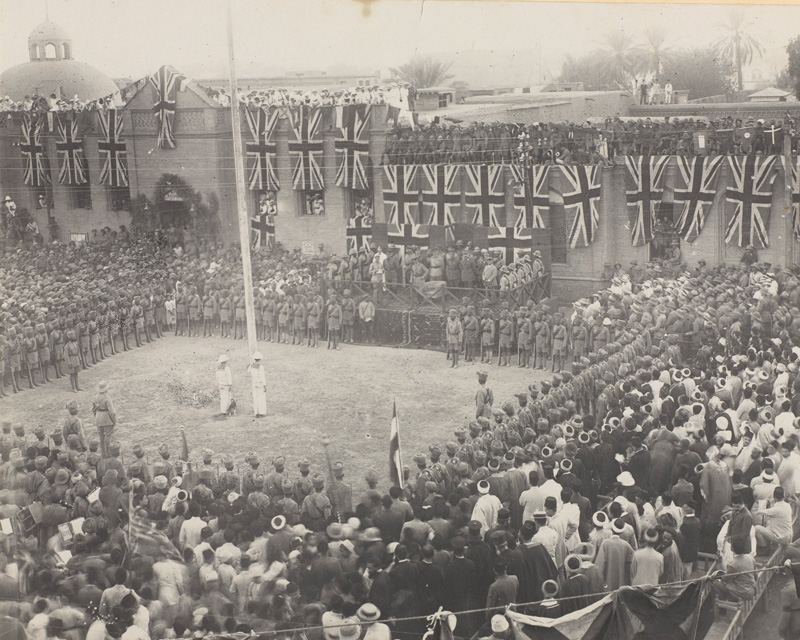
[349,189,373,223]
[299,190,325,216]
[107,185,130,212]
[253,190,277,216]
[438,94,448,108]
[69,182,93,210]
[550,203,568,264]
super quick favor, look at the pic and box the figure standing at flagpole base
[216,354,233,416]
[248,352,267,417]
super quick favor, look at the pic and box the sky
[1,0,799,83]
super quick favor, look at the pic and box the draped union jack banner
[387,222,429,259]
[335,104,371,190]
[383,164,419,225]
[346,215,372,253]
[97,109,129,187]
[511,164,549,229]
[288,105,324,190]
[56,116,87,185]
[560,165,602,248]
[724,155,779,248]
[488,225,532,265]
[20,114,49,188]
[625,155,670,246]
[465,164,505,228]
[420,164,461,226]
[245,107,280,191]
[251,212,275,249]
[149,65,187,149]
[673,155,724,243]
[788,157,800,240]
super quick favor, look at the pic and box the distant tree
[389,56,454,89]
[596,32,642,86]
[643,26,673,76]
[660,47,735,100]
[787,35,800,100]
[713,10,765,92]
[559,53,606,90]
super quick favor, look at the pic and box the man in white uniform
[248,351,267,417]
[216,354,233,416]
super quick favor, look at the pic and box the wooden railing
[322,272,551,313]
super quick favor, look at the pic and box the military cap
[132,443,145,457]
[298,458,311,471]
[157,443,170,457]
[108,441,121,456]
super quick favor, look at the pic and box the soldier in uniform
[35,322,51,382]
[87,312,101,364]
[341,290,356,344]
[219,292,232,339]
[242,452,261,498]
[446,308,464,368]
[23,326,39,387]
[294,458,313,505]
[572,315,588,363]
[292,294,307,345]
[517,308,531,368]
[265,456,287,503]
[65,330,80,392]
[533,311,551,370]
[498,310,512,367]
[6,327,21,393]
[301,474,332,531]
[247,474,270,512]
[480,308,495,364]
[278,295,291,344]
[328,461,353,519]
[234,292,246,340]
[202,292,216,337]
[551,315,568,373]
[276,480,301,525]
[327,294,342,350]
[464,306,479,363]
[50,320,65,379]
[63,400,87,450]
[130,296,144,347]
[307,295,321,348]
[476,370,494,420]
[445,245,461,288]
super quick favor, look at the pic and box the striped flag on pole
[390,401,404,489]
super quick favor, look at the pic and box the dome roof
[28,21,71,44]
[0,59,119,101]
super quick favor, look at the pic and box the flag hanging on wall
[625,155,670,246]
[97,109,129,187]
[465,164,505,228]
[20,114,49,188]
[488,225,533,265]
[346,215,372,253]
[288,105,324,190]
[383,164,419,225]
[251,211,275,249]
[245,106,281,191]
[389,401,404,489]
[673,155,724,243]
[724,155,779,248]
[783,156,800,241]
[560,165,602,248]
[56,115,87,185]
[387,222,429,259]
[149,65,187,149]
[511,164,550,229]
[335,104,371,190]
[420,164,461,226]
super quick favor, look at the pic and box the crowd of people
[207,84,414,111]
[5,246,800,639]
[382,115,800,166]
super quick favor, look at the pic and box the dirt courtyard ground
[4,336,549,487]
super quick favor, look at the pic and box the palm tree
[596,32,642,86]
[644,26,672,76]
[389,56,454,89]
[713,10,765,92]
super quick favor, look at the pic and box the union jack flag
[288,105,324,190]
[511,164,549,229]
[245,106,280,191]
[346,215,372,253]
[56,116,87,185]
[20,114,49,188]
[149,65,187,149]
[560,165,602,248]
[724,155,779,248]
[383,165,419,225]
[465,164,505,228]
[787,157,800,240]
[625,155,670,246]
[335,104,371,190]
[420,164,460,227]
[128,510,182,562]
[488,225,532,265]
[673,155,724,243]
[98,109,129,187]
[251,212,275,250]
[387,222,429,259]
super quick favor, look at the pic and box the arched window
[44,43,57,59]
[30,43,40,60]
[62,42,70,59]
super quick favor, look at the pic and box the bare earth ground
[3,336,549,485]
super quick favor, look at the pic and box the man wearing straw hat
[215,354,233,416]
[92,380,117,458]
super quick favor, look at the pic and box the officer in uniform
[265,456,287,503]
[275,480,301,525]
[242,452,261,498]
[219,454,240,494]
[301,474,332,530]
[328,461,353,519]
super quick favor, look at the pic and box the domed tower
[0,20,119,101]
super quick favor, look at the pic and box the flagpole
[392,398,405,490]
[225,0,258,358]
